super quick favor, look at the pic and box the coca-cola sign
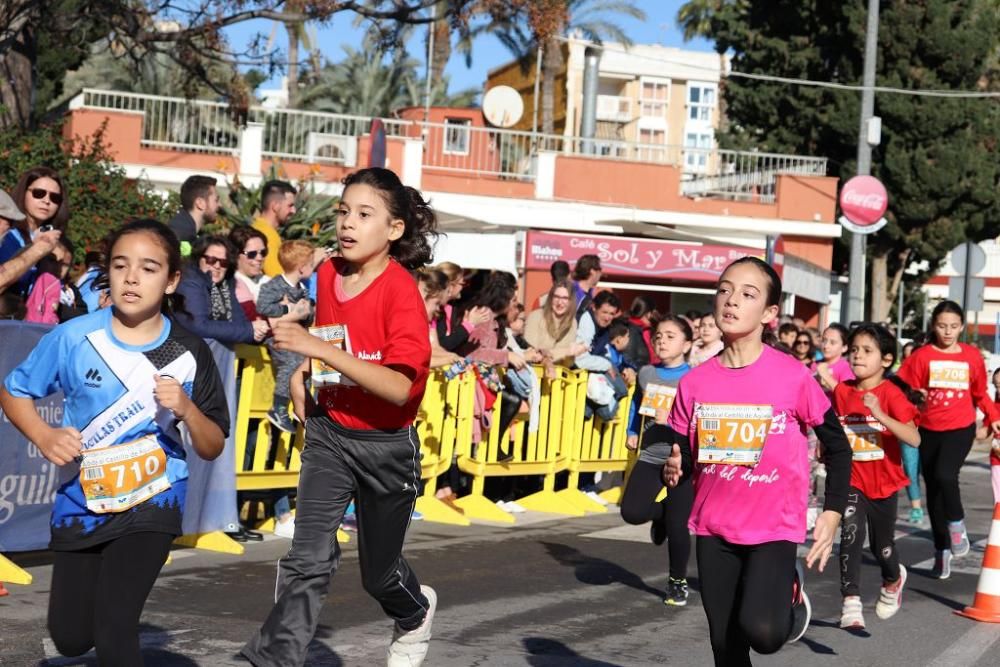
[838,175,888,234]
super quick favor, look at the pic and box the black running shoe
[663,578,689,607]
[788,561,812,644]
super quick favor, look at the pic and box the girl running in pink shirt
[661,257,851,666]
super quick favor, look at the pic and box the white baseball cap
[0,190,25,221]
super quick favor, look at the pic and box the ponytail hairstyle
[824,323,850,348]
[99,219,186,316]
[655,313,694,342]
[721,256,783,341]
[849,323,923,407]
[929,299,965,346]
[341,168,438,270]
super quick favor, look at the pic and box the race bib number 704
[79,435,171,514]
[696,403,774,467]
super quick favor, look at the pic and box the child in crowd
[1,219,228,665]
[589,319,634,421]
[25,237,85,324]
[689,311,723,366]
[832,324,920,630]
[897,300,1000,578]
[243,167,437,667]
[662,256,851,666]
[622,314,694,606]
[778,322,799,351]
[256,239,316,434]
[816,323,855,393]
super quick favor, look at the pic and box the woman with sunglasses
[174,236,268,345]
[0,166,70,296]
[230,226,271,322]
[792,333,816,368]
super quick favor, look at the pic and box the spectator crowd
[0,166,948,539]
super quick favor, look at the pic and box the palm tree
[298,31,478,117]
[490,0,646,135]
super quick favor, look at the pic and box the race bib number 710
[696,403,774,467]
[79,435,171,514]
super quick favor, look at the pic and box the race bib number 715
[696,403,774,467]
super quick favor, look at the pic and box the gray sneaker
[932,549,952,580]
[267,408,296,434]
[788,561,811,644]
[387,586,436,666]
[950,521,971,557]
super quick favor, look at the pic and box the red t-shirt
[833,379,919,500]
[314,258,430,430]
[896,343,1000,432]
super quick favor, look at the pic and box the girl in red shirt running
[897,300,1000,579]
[243,168,438,667]
[832,324,920,630]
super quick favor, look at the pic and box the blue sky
[224,0,715,97]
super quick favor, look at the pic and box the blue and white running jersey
[4,308,229,550]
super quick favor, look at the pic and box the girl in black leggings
[897,300,1000,578]
[0,220,229,666]
[621,315,694,606]
[662,258,851,667]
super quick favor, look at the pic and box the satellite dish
[482,86,524,128]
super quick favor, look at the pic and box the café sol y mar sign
[838,175,888,234]
[525,231,759,283]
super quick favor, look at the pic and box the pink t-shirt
[668,344,831,545]
[827,357,855,384]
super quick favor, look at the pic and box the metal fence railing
[74,90,828,196]
[679,149,829,203]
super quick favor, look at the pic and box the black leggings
[840,487,900,597]
[620,460,693,580]
[697,536,797,667]
[48,531,174,666]
[919,424,976,550]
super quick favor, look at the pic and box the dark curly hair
[341,168,438,270]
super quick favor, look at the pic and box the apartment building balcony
[65,88,833,214]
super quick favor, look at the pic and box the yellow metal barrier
[558,371,636,511]
[231,344,349,543]
[0,554,32,586]
[455,366,586,521]
[414,370,472,526]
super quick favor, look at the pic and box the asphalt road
[3,445,1000,667]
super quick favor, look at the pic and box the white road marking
[927,621,1000,667]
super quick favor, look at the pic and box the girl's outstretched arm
[0,387,82,465]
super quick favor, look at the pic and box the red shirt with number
[833,379,918,500]
[314,258,431,430]
[896,343,1000,432]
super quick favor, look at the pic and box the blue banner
[0,321,239,552]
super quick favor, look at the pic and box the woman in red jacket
[897,300,1000,579]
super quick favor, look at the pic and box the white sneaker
[840,595,865,629]
[585,490,609,506]
[387,585,436,667]
[932,550,952,580]
[273,517,295,539]
[876,565,906,620]
[504,500,527,513]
